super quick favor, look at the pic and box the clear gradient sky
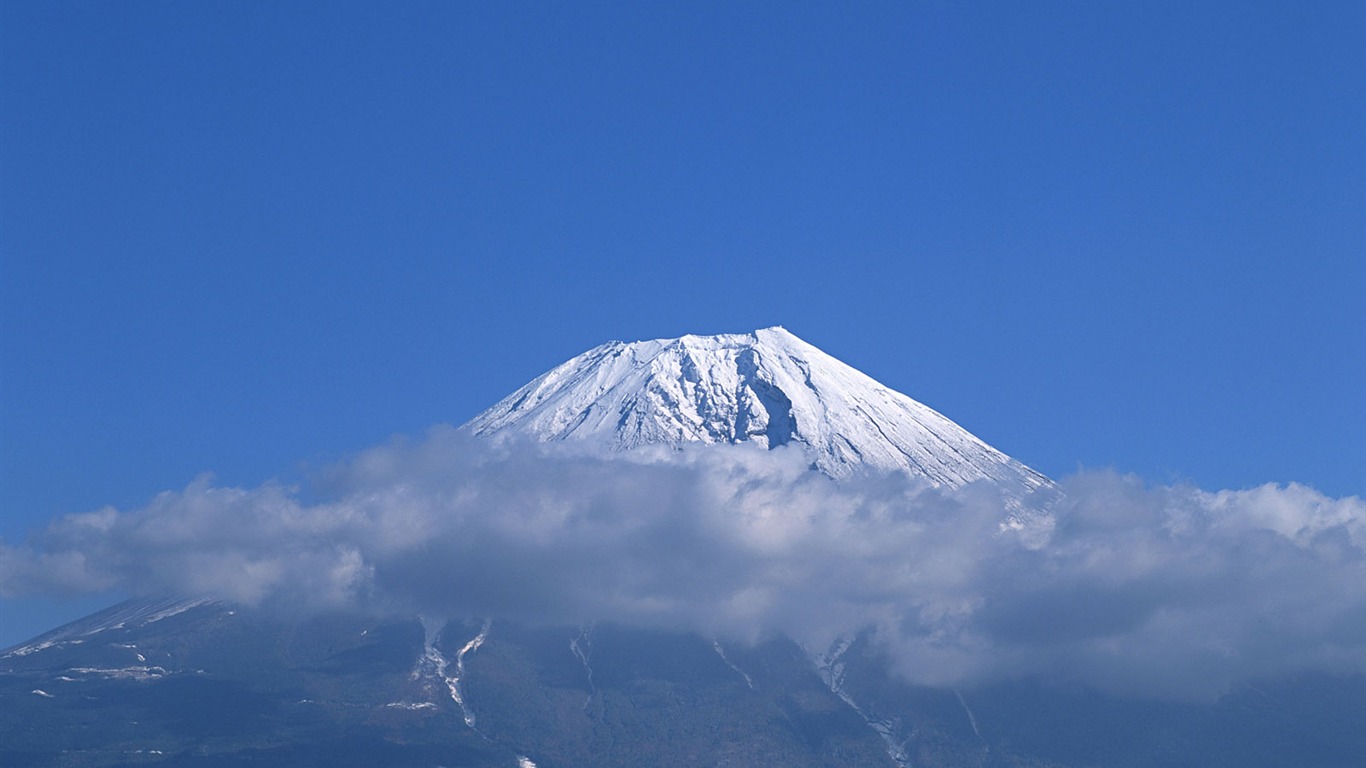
[1,1,1363,645]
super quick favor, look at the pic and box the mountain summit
[465,327,1052,498]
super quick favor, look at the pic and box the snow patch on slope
[810,637,913,768]
[413,617,490,728]
[955,689,987,748]
[570,624,596,709]
[713,640,756,691]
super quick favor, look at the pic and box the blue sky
[2,1,1363,646]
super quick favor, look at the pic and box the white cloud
[3,426,1363,699]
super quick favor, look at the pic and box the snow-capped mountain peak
[464,327,1052,497]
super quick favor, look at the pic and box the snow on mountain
[464,327,1053,500]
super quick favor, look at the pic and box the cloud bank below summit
[4,427,1364,699]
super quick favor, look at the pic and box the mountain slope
[465,327,1052,500]
[7,599,1362,768]
[5,330,1363,767]
[0,601,901,768]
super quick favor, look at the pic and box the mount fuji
[4,329,1360,768]
[466,326,1053,500]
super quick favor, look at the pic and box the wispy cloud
[4,427,1363,699]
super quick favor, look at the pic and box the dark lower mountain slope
[0,599,894,768]
[3,599,1362,767]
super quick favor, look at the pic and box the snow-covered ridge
[465,327,1052,499]
[2,597,216,658]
